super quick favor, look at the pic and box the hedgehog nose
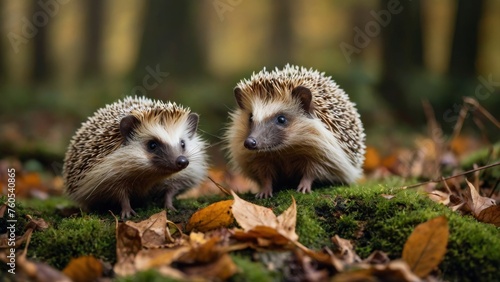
[244,137,257,150]
[176,156,189,169]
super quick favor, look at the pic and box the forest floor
[1,99,499,281]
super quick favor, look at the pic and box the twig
[399,161,500,189]
[464,97,500,129]
[208,176,232,196]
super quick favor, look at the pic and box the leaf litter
[1,97,498,280]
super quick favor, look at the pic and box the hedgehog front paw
[120,198,136,219]
[121,207,137,219]
[255,189,273,199]
[256,178,273,199]
[297,176,313,194]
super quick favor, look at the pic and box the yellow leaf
[185,200,234,232]
[402,216,449,278]
[477,205,500,227]
[62,256,103,282]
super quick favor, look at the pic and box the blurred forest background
[0,0,499,171]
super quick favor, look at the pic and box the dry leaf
[232,226,292,247]
[114,221,142,276]
[182,253,238,280]
[62,256,103,282]
[231,190,279,230]
[332,235,361,264]
[135,246,190,270]
[466,179,496,216]
[332,260,420,282]
[185,200,234,232]
[231,191,298,241]
[477,205,500,227]
[126,211,168,248]
[402,216,449,278]
[381,194,395,200]
[427,190,450,205]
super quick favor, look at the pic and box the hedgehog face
[234,86,315,152]
[118,113,199,175]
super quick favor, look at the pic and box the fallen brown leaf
[125,211,169,248]
[477,205,500,227]
[466,179,496,216]
[185,200,234,232]
[332,260,420,282]
[62,256,103,282]
[427,190,451,205]
[182,253,238,281]
[231,191,298,241]
[332,235,361,264]
[402,216,449,278]
[114,220,142,276]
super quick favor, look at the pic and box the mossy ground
[7,179,500,281]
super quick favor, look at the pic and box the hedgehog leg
[164,188,178,211]
[120,196,136,219]
[256,176,273,199]
[297,175,314,194]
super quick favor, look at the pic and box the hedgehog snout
[175,156,189,169]
[244,137,258,150]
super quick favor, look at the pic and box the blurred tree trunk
[448,0,483,78]
[32,2,50,82]
[378,1,423,124]
[134,0,203,83]
[270,0,293,67]
[82,0,103,77]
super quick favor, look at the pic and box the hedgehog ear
[120,115,140,142]
[234,87,245,110]
[291,86,313,114]
[186,113,199,138]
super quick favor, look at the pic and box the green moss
[15,181,500,281]
[28,215,116,269]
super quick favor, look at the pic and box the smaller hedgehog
[63,96,207,218]
[226,65,365,198]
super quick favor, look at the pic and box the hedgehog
[63,96,207,218]
[226,64,365,198]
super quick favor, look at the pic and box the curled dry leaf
[427,190,450,205]
[402,216,449,278]
[125,210,169,248]
[62,256,103,282]
[477,205,500,227]
[114,220,142,276]
[466,179,496,216]
[182,253,238,281]
[332,260,420,282]
[381,194,395,200]
[332,235,361,264]
[185,200,234,232]
[231,190,298,241]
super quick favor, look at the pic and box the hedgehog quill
[226,65,365,198]
[63,96,207,218]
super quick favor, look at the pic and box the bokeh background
[0,0,499,171]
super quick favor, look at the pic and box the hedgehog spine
[63,96,207,218]
[226,64,365,198]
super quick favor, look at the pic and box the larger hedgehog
[63,96,207,218]
[226,64,365,198]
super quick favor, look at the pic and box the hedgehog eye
[147,140,158,151]
[276,115,287,125]
[249,114,253,123]
[180,139,186,150]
